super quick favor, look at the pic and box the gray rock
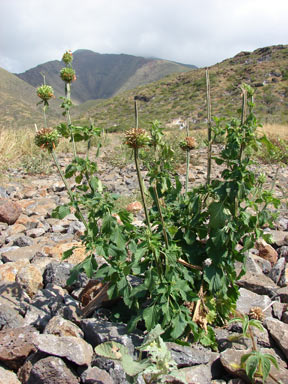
[58,294,82,324]
[81,319,142,354]
[13,235,34,247]
[1,245,41,263]
[67,220,86,235]
[265,317,288,359]
[272,301,285,320]
[0,302,25,330]
[269,257,286,286]
[43,261,73,288]
[237,270,278,297]
[34,334,93,366]
[27,356,79,384]
[0,187,8,198]
[269,230,288,246]
[26,228,46,238]
[23,305,52,330]
[166,342,213,367]
[81,366,114,384]
[279,246,288,260]
[176,364,212,384]
[252,254,272,274]
[92,357,127,384]
[236,288,272,317]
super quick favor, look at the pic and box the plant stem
[51,150,88,230]
[185,121,190,195]
[206,68,212,185]
[153,185,168,248]
[134,148,151,231]
[43,105,48,128]
[134,100,139,130]
[248,326,258,352]
[65,82,77,159]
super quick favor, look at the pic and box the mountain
[16,50,195,103]
[0,67,60,129]
[74,45,288,132]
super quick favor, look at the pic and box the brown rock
[256,239,278,265]
[0,259,30,283]
[44,315,84,338]
[126,201,143,213]
[43,241,87,265]
[7,223,26,235]
[0,366,21,384]
[81,366,114,384]
[26,356,79,384]
[34,334,93,366]
[0,199,22,225]
[0,326,38,369]
[16,264,43,297]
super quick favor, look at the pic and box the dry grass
[258,124,288,140]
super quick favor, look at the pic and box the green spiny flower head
[124,128,150,149]
[179,136,197,151]
[35,128,60,152]
[62,50,73,65]
[37,85,54,102]
[60,67,76,83]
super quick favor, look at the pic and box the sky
[1,0,288,73]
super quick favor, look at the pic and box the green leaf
[62,246,77,260]
[245,354,259,381]
[260,356,271,382]
[203,265,225,293]
[170,313,187,339]
[208,202,230,229]
[90,177,103,193]
[95,341,128,360]
[143,305,157,331]
[121,354,149,376]
[51,205,71,219]
[139,324,164,350]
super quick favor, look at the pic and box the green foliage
[95,325,187,383]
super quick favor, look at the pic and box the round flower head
[179,136,197,151]
[37,85,54,102]
[35,128,59,152]
[124,128,150,149]
[62,50,73,65]
[60,67,76,83]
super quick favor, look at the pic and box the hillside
[74,45,288,132]
[0,67,60,129]
[16,50,194,104]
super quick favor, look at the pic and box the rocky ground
[0,147,287,384]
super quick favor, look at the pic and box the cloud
[1,0,288,72]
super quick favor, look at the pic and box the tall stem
[153,185,168,248]
[185,122,190,195]
[65,82,77,159]
[206,68,212,185]
[134,100,139,130]
[51,150,88,230]
[134,148,151,231]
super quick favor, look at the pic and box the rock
[43,241,87,265]
[43,261,73,288]
[26,356,79,384]
[269,257,287,286]
[175,364,212,384]
[0,281,30,313]
[237,270,278,297]
[0,326,38,369]
[252,254,272,274]
[67,220,86,236]
[16,264,43,297]
[0,302,25,330]
[81,366,114,384]
[1,245,42,263]
[256,239,278,265]
[166,342,214,367]
[92,357,127,384]
[34,334,93,366]
[44,315,84,338]
[7,223,26,235]
[272,301,285,320]
[0,199,22,225]
[279,246,288,260]
[0,259,30,283]
[26,228,46,238]
[264,317,288,359]
[236,288,272,317]
[81,319,142,353]
[12,235,34,247]
[0,366,22,384]
[269,230,288,247]
[126,201,143,213]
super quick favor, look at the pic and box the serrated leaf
[139,324,164,350]
[208,202,230,229]
[260,356,271,382]
[245,355,259,381]
[170,314,187,339]
[143,305,157,331]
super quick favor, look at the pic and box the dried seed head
[34,128,59,152]
[124,128,150,149]
[179,136,197,151]
[249,306,264,321]
[37,85,54,102]
[60,67,76,83]
[62,50,73,65]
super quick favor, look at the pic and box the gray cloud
[1,0,288,73]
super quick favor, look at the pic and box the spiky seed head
[62,50,73,65]
[124,128,150,149]
[249,306,264,321]
[37,85,54,102]
[34,128,60,152]
[179,136,197,151]
[60,67,76,83]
